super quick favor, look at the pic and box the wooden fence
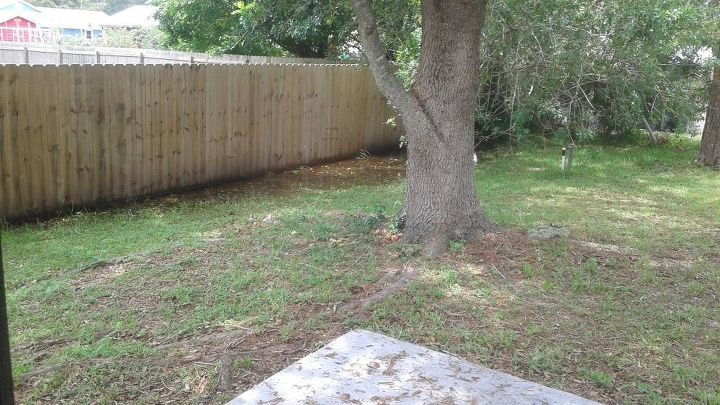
[0,42,333,66]
[0,63,398,220]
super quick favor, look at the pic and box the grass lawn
[4,137,719,404]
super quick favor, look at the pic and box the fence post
[23,47,29,64]
[189,55,194,64]
[139,52,144,65]
[0,235,14,405]
[58,48,63,65]
[95,50,101,64]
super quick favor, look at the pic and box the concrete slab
[228,330,599,405]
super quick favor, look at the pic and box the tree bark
[351,0,496,255]
[700,49,720,167]
[642,117,658,145]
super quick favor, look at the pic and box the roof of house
[0,11,38,24]
[103,5,157,28]
[0,0,40,13]
[0,1,109,30]
[35,7,109,30]
[0,0,39,26]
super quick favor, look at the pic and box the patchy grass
[4,139,719,404]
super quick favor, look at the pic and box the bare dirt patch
[71,258,136,290]
[463,230,540,279]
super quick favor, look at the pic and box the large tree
[699,46,720,166]
[351,0,496,255]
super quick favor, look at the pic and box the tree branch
[350,0,409,109]
[349,0,423,123]
[350,0,453,148]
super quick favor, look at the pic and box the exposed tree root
[338,266,419,313]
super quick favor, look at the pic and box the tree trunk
[642,117,659,145]
[700,51,720,167]
[351,0,496,255]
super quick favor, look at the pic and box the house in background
[100,4,161,48]
[35,6,107,42]
[103,5,158,29]
[0,0,108,44]
[0,0,44,42]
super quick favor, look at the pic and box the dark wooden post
[0,235,14,405]
[566,143,576,170]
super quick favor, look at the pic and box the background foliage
[27,0,147,14]
[154,0,718,146]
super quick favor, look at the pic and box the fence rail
[0,42,334,65]
[0,63,398,220]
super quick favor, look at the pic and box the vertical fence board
[157,65,168,192]
[168,65,184,190]
[113,65,127,199]
[280,65,293,170]
[288,65,301,168]
[91,65,104,203]
[196,64,207,182]
[131,65,143,197]
[76,65,87,204]
[17,66,36,213]
[218,65,229,179]
[10,65,21,213]
[150,65,162,193]
[41,66,59,210]
[298,65,310,165]
[0,66,15,214]
[178,65,190,188]
[227,64,240,176]
[259,65,271,173]
[246,66,258,176]
[189,65,200,184]
[102,64,115,200]
[66,65,80,206]
[162,65,172,190]
[269,64,281,171]
[252,66,265,174]
[0,67,7,214]
[204,65,216,182]
[319,65,330,163]
[235,65,249,176]
[56,66,71,205]
[302,65,316,164]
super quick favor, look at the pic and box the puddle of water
[153,155,406,206]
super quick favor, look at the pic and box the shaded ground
[4,139,720,404]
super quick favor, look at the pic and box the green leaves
[154,0,419,59]
[154,0,356,57]
[153,0,715,144]
[475,0,713,144]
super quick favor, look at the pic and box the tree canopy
[153,0,418,59]
[27,0,147,14]
[154,0,354,57]
[155,0,716,147]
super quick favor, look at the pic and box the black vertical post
[0,234,14,405]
